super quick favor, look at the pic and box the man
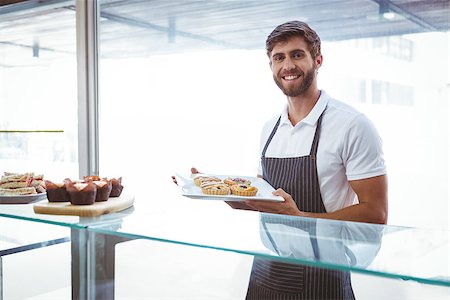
[226,20,388,225]
[181,20,387,299]
[222,20,388,300]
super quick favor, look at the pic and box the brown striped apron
[245,111,355,300]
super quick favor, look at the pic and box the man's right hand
[171,167,201,185]
[225,201,257,211]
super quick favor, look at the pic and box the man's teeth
[284,75,299,80]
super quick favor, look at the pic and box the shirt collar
[279,90,329,127]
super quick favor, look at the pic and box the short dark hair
[266,20,321,59]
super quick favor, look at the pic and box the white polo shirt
[258,91,386,212]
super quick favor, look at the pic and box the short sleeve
[342,114,386,181]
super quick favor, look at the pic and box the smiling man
[236,20,389,300]
[237,21,388,224]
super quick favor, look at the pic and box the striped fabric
[245,111,355,300]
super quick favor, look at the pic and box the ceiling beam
[98,10,240,48]
[0,0,71,15]
[370,0,438,31]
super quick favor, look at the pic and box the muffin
[109,177,124,197]
[230,184,258,197]
[83,175,101,181]
[45,180,70,202]
[93,180,112,202]
[65,179,97,205]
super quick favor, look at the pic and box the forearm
[300,202,388,224]
[225,201,257,211]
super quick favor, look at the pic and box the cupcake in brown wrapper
[45,180,70,202]
[65,179,97,205]
[93,180,112,202]
[110,177,123,197]
[83,175,101,182]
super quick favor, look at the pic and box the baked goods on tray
[109,177,124,197]
[93,180,112,202]
[193,175,258,197]
[224,177,251,186]
[0,171,125,205]
[200,181,231,195]
[45,175,124,205]
[194,175,221,187]
[65,179,97,205]
[0,172,46,195]
[230,184,258,196]
[45,180,70,202]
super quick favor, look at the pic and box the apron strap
[262,106,327,159]
[309,109,326,157]
[261,116,281,158]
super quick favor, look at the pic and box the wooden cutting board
[33,194,134,217]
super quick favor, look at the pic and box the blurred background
[0,0,449,230]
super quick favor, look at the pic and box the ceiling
[0,0,449,67]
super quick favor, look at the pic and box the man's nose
[283,58,296,70]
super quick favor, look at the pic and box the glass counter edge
[0,212,87,229]
[86,226,450,288]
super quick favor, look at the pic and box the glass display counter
[0,217,71,299]
[0,200,449,299]
[0,201,134,299]
[86,209,449,297]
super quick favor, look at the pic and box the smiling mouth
[283,74,300,81]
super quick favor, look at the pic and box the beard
[273,66,316,97]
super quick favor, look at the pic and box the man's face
[269,36,321,97]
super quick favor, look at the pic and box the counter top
[1,194,449,287]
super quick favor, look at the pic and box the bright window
[97,1,449,229]
[0,1,78,179]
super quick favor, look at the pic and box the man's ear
[315,54,323,68]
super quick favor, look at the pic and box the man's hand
[243,188,303,216]
[171,167,200,185]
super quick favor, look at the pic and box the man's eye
[293,53,303,59]
[273,56,283,62]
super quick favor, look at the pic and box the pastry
[65,179,97,205]
[0,181,29,189]
[194,176,221,186]
[0,187,36,195]
[224,177,251,186]
[93,180,112,202]
[230,184,258,197]
[83,175,101,181]
[200,181,230,195]
[0,172,46,194]
[45,180,69,202]
[0,173,32,184]
[109,177,124,197]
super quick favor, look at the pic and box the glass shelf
[87,208,450,288]
[0,201,135,229]
[1,199,449,288]
[0,217,70,256]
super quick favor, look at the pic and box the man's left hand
[244,188,303,216]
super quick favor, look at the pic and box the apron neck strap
[310,108,326,156]
[261,116,281,158]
